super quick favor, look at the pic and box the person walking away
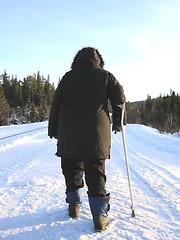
[48,47,126,232]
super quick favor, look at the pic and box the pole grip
[120,103,125,127]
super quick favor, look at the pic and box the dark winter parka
[48,47,126,159]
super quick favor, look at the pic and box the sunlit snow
[0,122,179,239]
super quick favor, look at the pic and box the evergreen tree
[0,83,9,125]
[2,70,11,103]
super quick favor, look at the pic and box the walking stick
[120,103,136,217]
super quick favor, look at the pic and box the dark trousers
[61,158,107,197]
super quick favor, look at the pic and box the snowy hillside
[0,122,179,240]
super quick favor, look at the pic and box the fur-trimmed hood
[71,47,104,69]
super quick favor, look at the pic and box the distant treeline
[0,71,55,125]
[0,71,179,134]
[126,90,180,134]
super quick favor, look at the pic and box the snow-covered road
[0,122,179,239]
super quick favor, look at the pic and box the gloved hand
[112,124,121,134]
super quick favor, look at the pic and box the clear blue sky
[1,0,180,101]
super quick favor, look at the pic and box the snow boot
[68,203,80,218]
[66,189,82,218]
[89,194,110,232]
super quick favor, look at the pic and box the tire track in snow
[128,148,179,194]
[0,129,50,184]
[0,128,58,213]
[134,152,179,187]
[127,150,180,225]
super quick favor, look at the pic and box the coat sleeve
[107,72,126,126]
[48,79,64,138]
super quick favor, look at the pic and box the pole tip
[132,210,136,218]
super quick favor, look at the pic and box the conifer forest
[0,71,55,125]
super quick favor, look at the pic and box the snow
[0,122,179,240]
